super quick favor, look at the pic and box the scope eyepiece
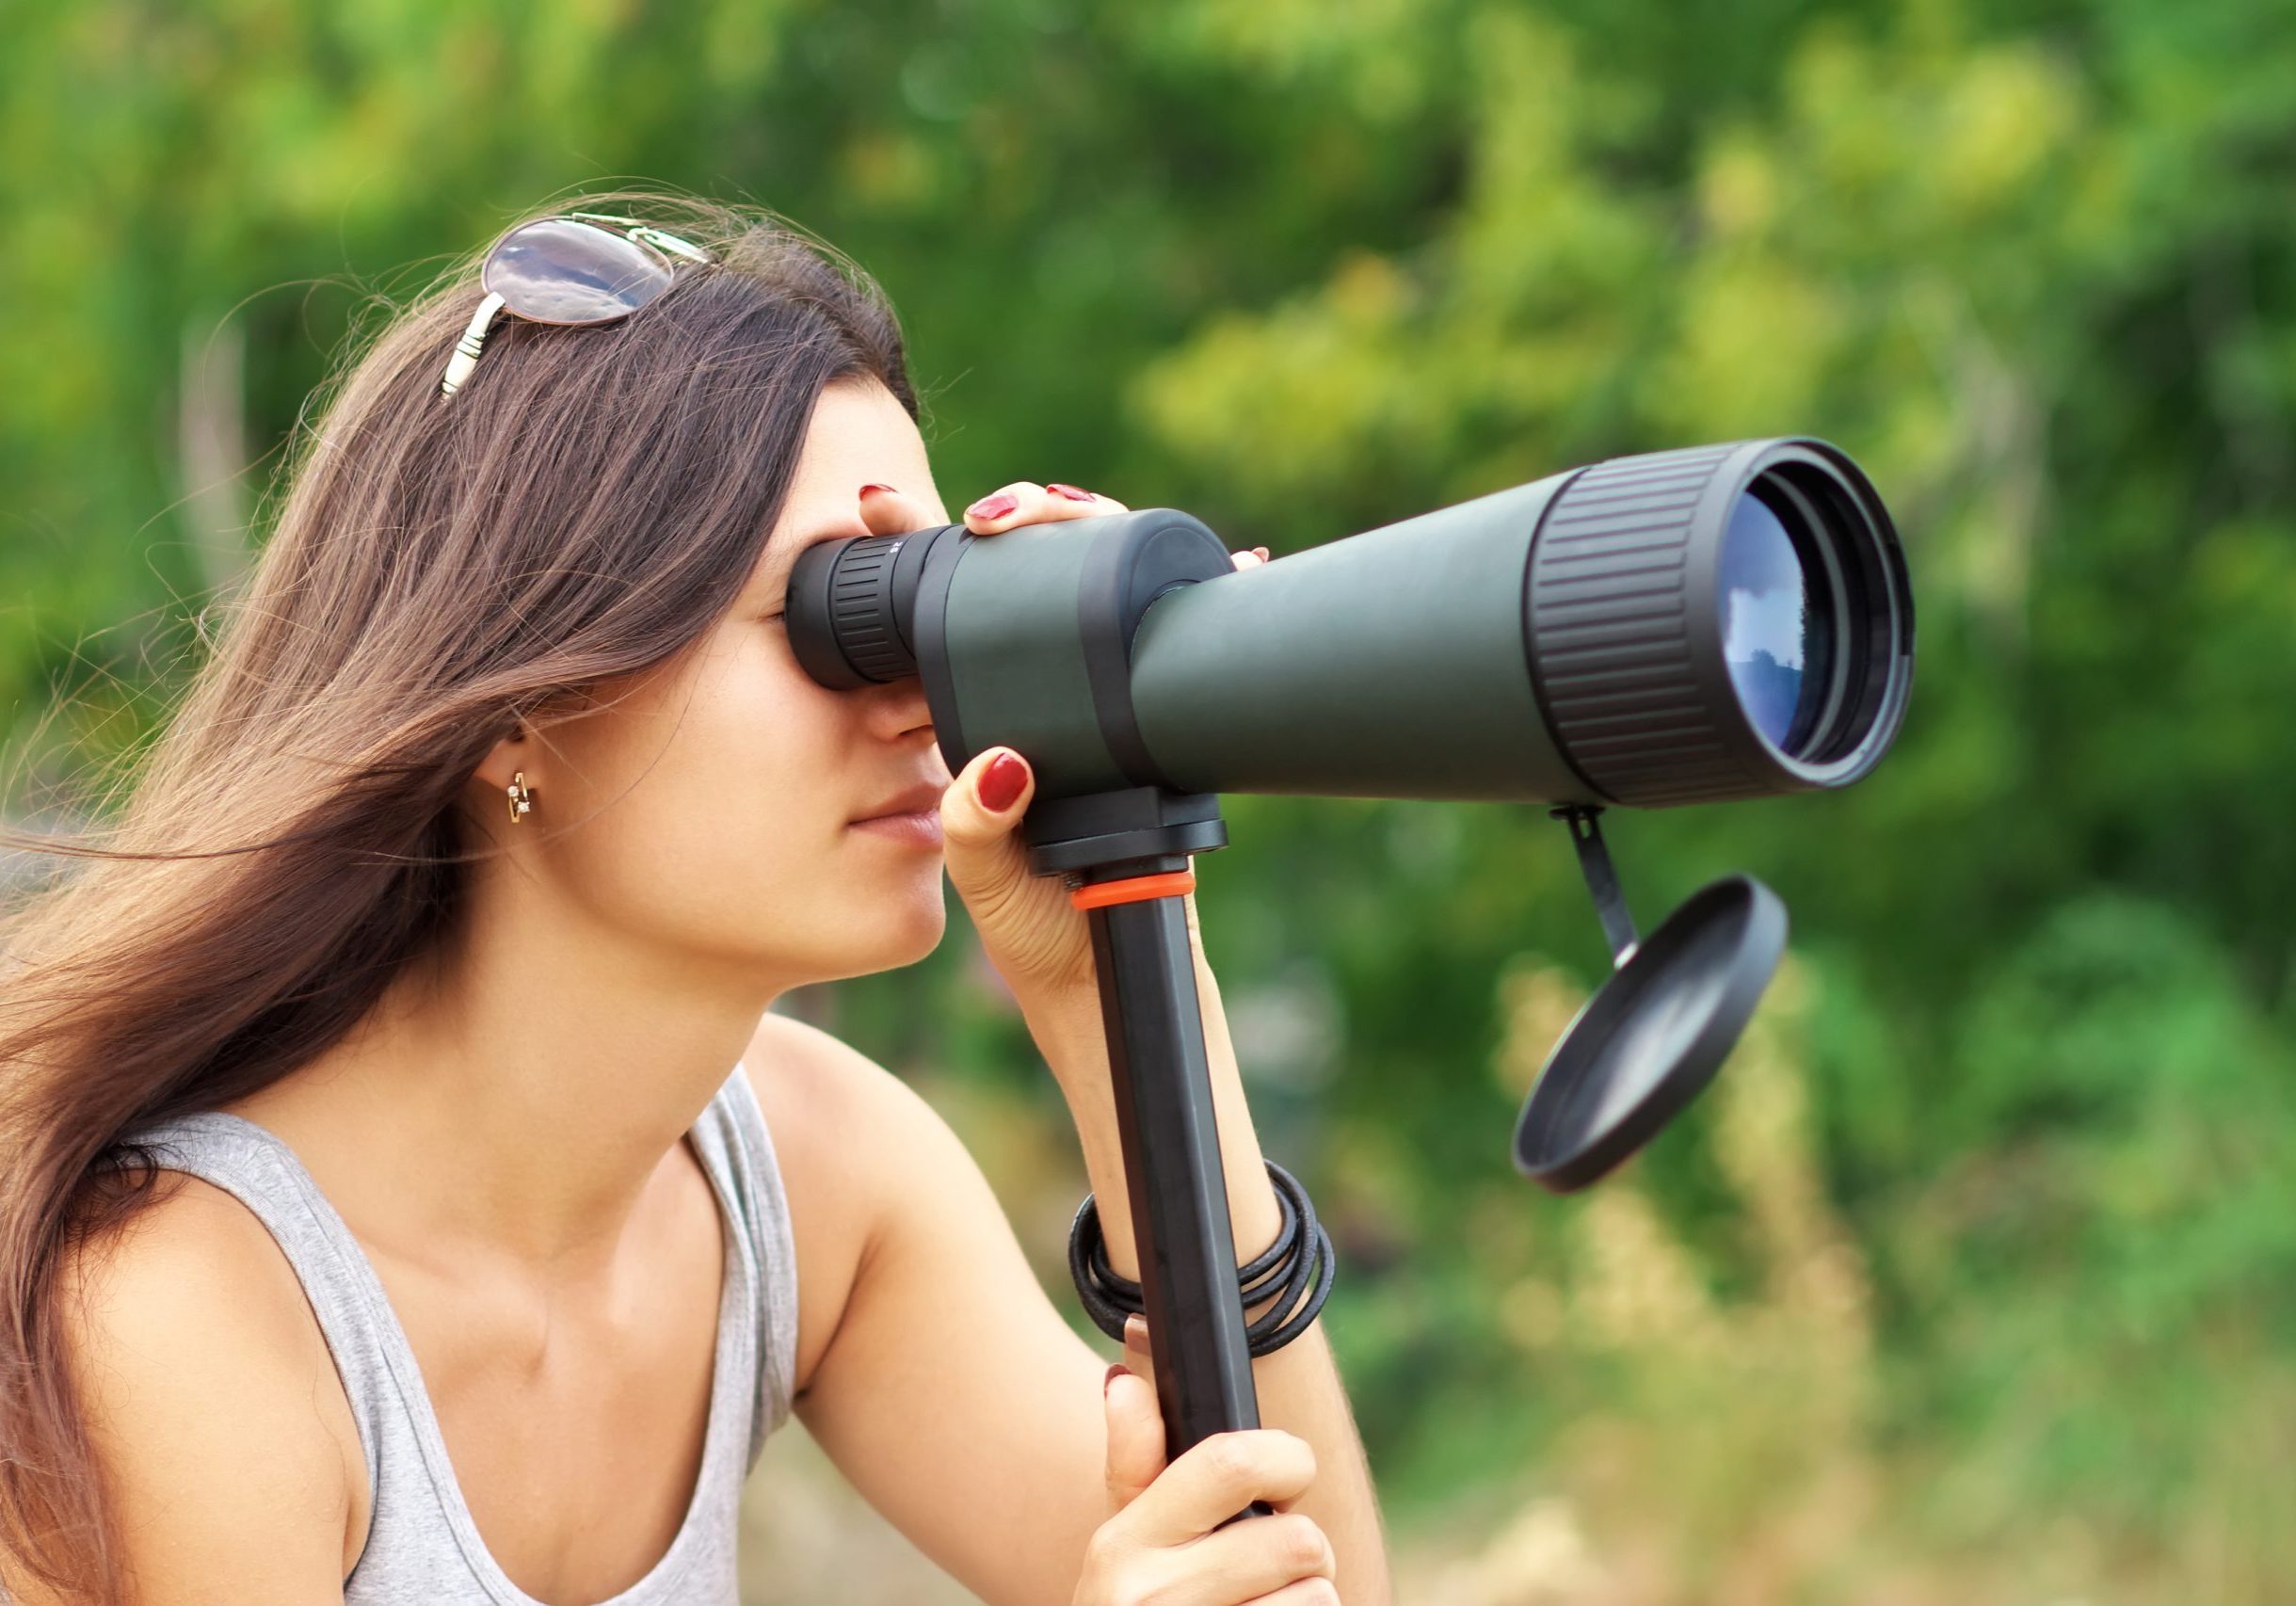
[785,523,951,690]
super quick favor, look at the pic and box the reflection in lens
[1718,491,1810,751]
[484,218,673,325]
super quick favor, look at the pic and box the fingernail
[978,749,1029,813]
[859,483,897,498]
[966,491,1019,521]
[1047,482,1096,502]
[1253,546,1270,560]
[1104,1362,1129,1394]
[1124,1313,1148,1345]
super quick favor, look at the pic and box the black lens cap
[1512,874,1788,1193]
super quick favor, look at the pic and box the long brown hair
[0,189,918,1600]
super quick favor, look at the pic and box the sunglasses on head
[438,212,716,399]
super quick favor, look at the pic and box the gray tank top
[107,1062,799,1605]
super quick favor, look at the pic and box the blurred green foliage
[5,0,2293,1597]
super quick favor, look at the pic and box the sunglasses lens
[482,218,674,325]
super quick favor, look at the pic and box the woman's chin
[863,892,949,972]
[892,907,948,968]
[769,877,948,987]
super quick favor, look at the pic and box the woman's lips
[847,808,944,847]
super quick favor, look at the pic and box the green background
[5,0,2292,1598]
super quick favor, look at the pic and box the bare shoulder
[738,1011,987,1399]
[730,1013,1102,1602]
[742,1009,950,1152]
[43,1171,362,1598]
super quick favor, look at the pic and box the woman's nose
[862,671,937,742]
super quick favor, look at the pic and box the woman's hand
[1076,1356,1340,1606]
[936,480,1269,1015]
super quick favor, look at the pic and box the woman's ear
[469,723,538,804]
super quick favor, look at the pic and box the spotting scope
[788,438,1911,812]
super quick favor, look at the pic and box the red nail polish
[979,750,1029,812]
[859,483,896,498]
[966,491,1019,521]
[1104,1362,1129,1393]
[1047,483,1096,502]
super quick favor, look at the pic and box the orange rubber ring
[1070,869,1196,910]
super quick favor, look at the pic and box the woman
[0,192,1389,1604]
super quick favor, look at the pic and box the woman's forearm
[1023,964,1394,1604]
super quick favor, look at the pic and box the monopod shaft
[1082,885,1262,1461]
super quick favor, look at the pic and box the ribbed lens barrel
[1526,438,1911,807]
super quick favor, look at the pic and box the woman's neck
[224,882,787,1285]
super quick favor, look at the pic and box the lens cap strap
[1552,804,1638,967]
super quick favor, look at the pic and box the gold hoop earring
[506,771,536,825]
